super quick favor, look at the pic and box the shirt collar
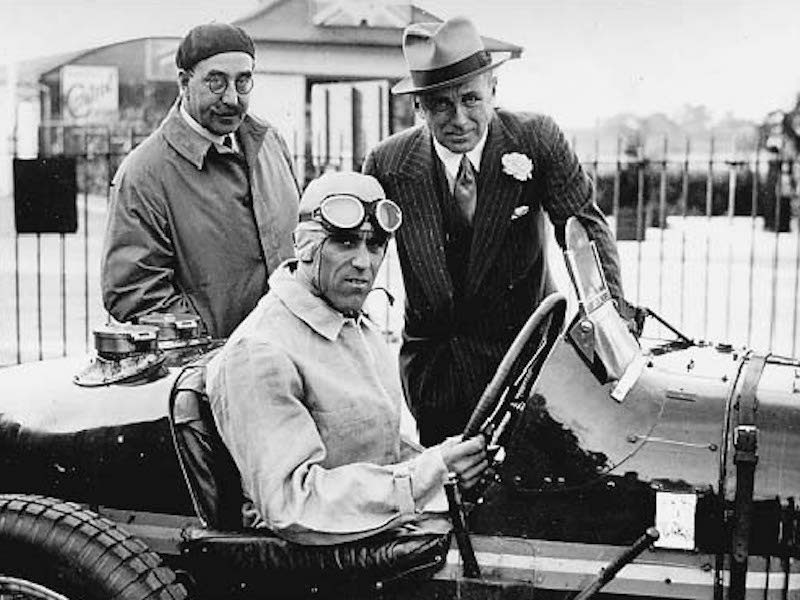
[432,128,488,180]
[268,261,378,341]
[179,102,240,154]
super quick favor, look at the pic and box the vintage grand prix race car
[1,219,799,600]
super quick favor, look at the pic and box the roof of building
[10,37,181,88]
[9,0,523,85]
[235,0,523,56]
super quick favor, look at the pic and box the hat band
[410,50,491,90]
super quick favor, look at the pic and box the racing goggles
[301,194,403,234]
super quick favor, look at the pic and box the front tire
[0,495,187,600]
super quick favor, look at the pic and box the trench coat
[102,109,300,338]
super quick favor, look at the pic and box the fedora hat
[392,16,508,95]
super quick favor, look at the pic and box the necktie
[223,135,233,150]
[453,155,477,225]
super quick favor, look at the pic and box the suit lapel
[393,129,453,308]
[466,114,527,297]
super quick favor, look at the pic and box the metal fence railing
[2,132,799,366]
[575,141,799,357]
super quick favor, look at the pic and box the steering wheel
[463,292,567,443]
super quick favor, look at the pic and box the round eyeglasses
[202,73,254,95]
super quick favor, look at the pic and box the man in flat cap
[102,22,299,338]
[364,16,627,444]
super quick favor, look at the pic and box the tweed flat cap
[176,23,255,71]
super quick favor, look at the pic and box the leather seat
[167,355,451,597]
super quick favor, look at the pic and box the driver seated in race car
[206,171,488,545]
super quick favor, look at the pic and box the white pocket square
[510,205,530,220]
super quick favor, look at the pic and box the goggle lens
[375,200,403,232]
[319,195,365,229]
[313,195,402,234]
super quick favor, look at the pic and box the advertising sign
[61,65,119,125]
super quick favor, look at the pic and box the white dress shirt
[432,130,488,193]
[179,102,241,155]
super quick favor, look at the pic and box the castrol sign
[60,65,118,125]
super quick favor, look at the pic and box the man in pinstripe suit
[363,16,624,445]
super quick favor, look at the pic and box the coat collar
[268,260,377,342]
[161,105,268,170]
[389,128,454,308]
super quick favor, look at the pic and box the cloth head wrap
[294,171,389,263]
[293,172,390,297]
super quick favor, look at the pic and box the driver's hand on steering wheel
[438,435,488,490]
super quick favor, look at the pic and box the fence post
[769,158,784,350]
[83,130,90,351]
[703,135,715,340]
[724,158,739,341]
[61,232,66,357]
[635,150,645,303]
[793,153,800,355]
[613,135,621,237]
[36,232,42,361]
[747,150,759,347]
[657,135,668,312]
[679,137,690,329]
[14,233,20,364]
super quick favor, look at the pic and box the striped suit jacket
[363,109,622,444]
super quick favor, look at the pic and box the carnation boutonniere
[501,152,533,182]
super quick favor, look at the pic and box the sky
[2,0,800,128]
